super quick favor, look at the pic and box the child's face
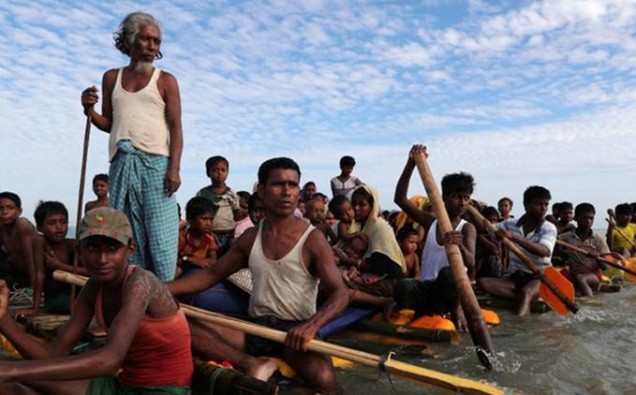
[0,198,21,226]
[498,200,512,216]
[337,201,354,223]
[249,200,266,224]
[400,234,419,255]
[344,238,367,259]
[40,213,68,243]
[302,184,316,199]
[341,165,354,177]
[305,201,325,225]
[297,201,306,215]
[575,212,594,232]
[93,180,109,199]
[526,198,549,219]
[79,236,132,282]
[208,162,229,184]
[351,195,371,223]
[324,210,337,225]
[616,212,632,227]
[486,213,499,224]
[190,212,214,235]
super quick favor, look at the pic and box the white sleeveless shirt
[420,219,467,281]
[109,68,170,160]
[248,221,319,321]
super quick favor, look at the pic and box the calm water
[331,285,636,395]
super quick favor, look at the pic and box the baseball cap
[78,207,132,245]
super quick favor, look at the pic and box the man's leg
[517,279,541,316]
[283,348,340,395]
[189,320,277,381]
[477,277,517,300]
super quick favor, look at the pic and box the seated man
[168,157,348,395]
[478,186,557,316]
[556,203,612,296]
[0,207,192,394]
[391,145,477,331]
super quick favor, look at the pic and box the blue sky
[1,0,635,226]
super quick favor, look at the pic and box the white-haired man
[81,12,183,281]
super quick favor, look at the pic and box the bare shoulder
[16,218,36,235]
[103,68,118,81]
[234,226,259,252]
[159,70,179,87]
[125,268,178,317]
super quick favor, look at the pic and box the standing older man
[81,12,183,281]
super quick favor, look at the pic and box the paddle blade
[623,258,636,283]
[539,267,575,315]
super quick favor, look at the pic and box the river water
[330,284,636,395]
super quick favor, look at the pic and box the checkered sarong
[109,140,178,281]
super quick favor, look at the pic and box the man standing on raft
[169,157,349,394]
[81,12,183,281]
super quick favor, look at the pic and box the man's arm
[161,71,183,197]
[81,70,116,132]
[394,145,434,229]
[0,278,95,361]
[168,229,253,295]
[506,224,555,258]
[0,272,157,382]
[285,230,349,352]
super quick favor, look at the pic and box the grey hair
[113,12,163,59]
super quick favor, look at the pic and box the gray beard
[133,61,154,75]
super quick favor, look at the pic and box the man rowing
[168,157,349,394]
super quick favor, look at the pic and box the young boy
[555,203,611,296]
[0,192,37,314]
[84,174,109,213]
[474,206,504,280]
[304,199,337,244]
[396,226,420,279]
[497,197,514,221]
[0,207,192,394]
[392,145,476,330]
[556,201,576,235]
[606,203,636,256]
[233,191,253,240]
[177,197,218,278]
[196,156,242,256]
[32,201,87,315]
[477,186,557,316]
[330,155,363,198]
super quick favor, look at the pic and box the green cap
[78,207,132,245]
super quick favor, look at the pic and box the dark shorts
[43,288,72,314]
[366,252,405,279]
[245,316,303,357]
[393,266,457,317]
[504,271,540,290]
[85,376,189,395]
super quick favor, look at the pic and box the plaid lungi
[109,140,178,281]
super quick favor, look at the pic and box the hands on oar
[556,239,636,283]
[467,205,578,315]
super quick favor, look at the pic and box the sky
[1,0,635,226]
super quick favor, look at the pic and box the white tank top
[248,221,319,321]
[109,68,170,160]
[420,219,467,281]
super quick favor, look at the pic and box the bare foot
[245,357,279,381]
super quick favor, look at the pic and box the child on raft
[176,197,218,278]
[0,207,192,394]
[84,173,109,213]
[0,191,38,318]
[32,201,87,315]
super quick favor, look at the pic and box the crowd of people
[1,11,635,395]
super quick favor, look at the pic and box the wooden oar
[466,205,578,315]
[71,112,92,313]
[606,209,636,249]
[412,151,495,371]
[555,239,636,282]
[52,270,511,395]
